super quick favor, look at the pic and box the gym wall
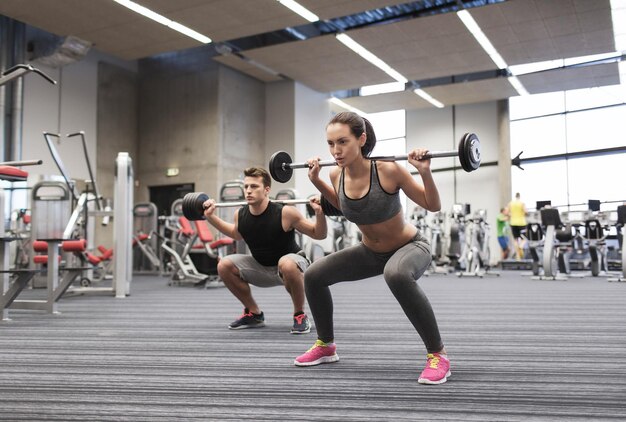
[265,80,333,200]
[22,49,135,185]
[293,83,332,200]
[97,61,139,205]
[219,65,266,185]
[265,79,296,174]
[135,49,267,203]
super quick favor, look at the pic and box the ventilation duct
[29,34,92,68]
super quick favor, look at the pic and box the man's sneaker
[294,339,339,366]
[290,313,311,334]
[228,309,265,330]
[418,353,451,385]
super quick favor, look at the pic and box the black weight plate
[269,151,294,183]
[183,192,209,220]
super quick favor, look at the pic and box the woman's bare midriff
[358,212,417,253]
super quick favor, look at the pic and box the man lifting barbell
[288,111,465,385]
[197,167,327,334]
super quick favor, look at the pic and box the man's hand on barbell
[308,195,323,214]
[202,199,217,217]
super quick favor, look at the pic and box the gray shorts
[224,253,310,287]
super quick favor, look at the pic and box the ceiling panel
[518,62,620,93]
[155,0,305,42]
[472,0,615,65]
[0,0,140,36]
[213,55,283,82]
[79,20,197,55]
[423,78,519,106]
[339,77,521,113]
[347,13,497,81]
[340,91,432,113]
[0,0,200,59]
[243,35,395,92]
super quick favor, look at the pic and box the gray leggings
[304,232,444,353]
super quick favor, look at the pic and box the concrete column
[497,99,511,208]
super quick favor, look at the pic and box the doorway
[149,183,194,216]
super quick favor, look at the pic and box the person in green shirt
[497,208,510,261]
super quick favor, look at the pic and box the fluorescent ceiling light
[457,9,527,96]
[507,76,529,96]
[336,33,408,84]
[413,89,445,108]
[277,0,319,22]
[360,82,405,96]
[329,97,368,116]
[113,0,211,44]
[457,10,506,69]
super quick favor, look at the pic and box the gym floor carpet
[1,271,624,421]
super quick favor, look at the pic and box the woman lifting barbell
[294,111,451,385]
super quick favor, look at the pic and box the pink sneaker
[294,340,339,367]
[418,353,451,385]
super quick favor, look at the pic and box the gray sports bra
[337,160,402,225]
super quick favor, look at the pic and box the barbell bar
[182,192,343,221]
[269,132,481,183]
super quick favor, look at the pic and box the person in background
[497,207,511,261]
[507,192,527,260]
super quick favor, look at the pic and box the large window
[367,109,406,144]
[510,114,566,157]
[509,84,626,210]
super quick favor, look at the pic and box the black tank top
[237,201,301,266]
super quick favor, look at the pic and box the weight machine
[608,205,626,282]
[132,202,161,274]
[525,222,544,276]
[159,215,213,286]
[29,132,133,299]
[446,204,469,271]
[534,208,583,280]
[457,209,499,278]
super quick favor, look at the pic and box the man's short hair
[244,167,271,188]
